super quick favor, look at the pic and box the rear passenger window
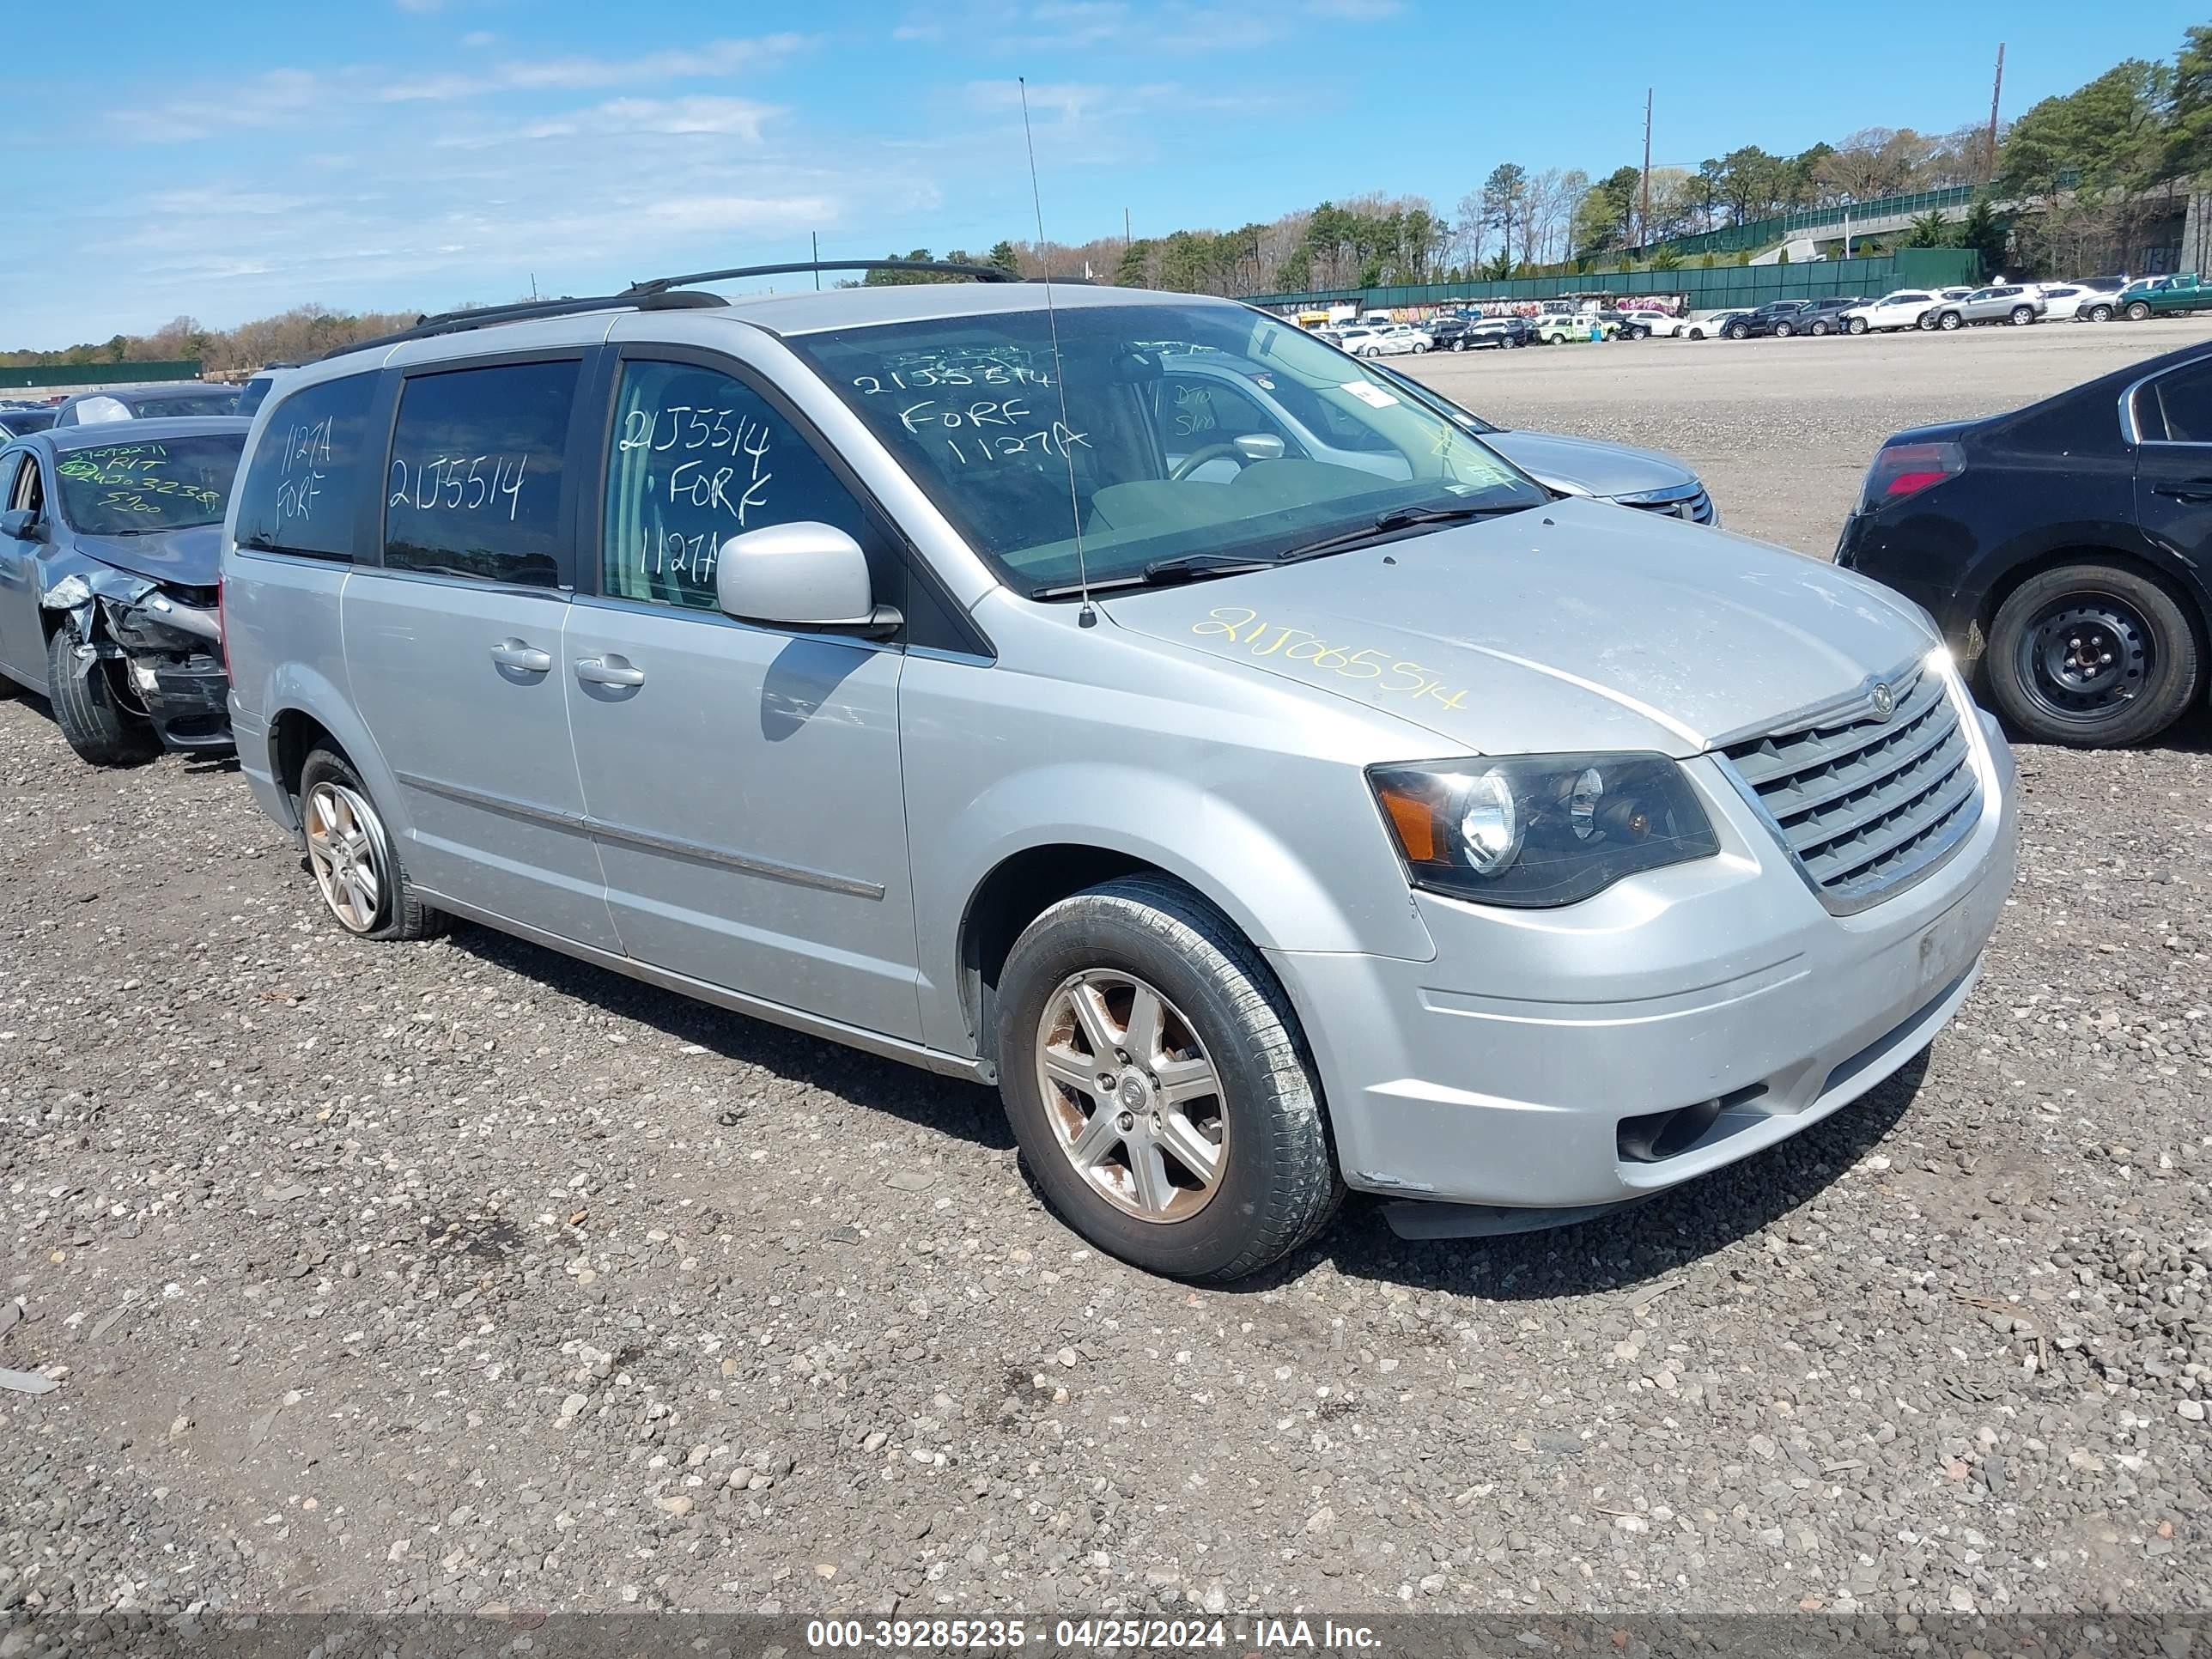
[384,360,577,587]
[234,370,380,559]
[2146,364,2212,443]
[599,359,872,612]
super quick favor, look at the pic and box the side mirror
[715,521,900,639]
[0,507,37,540]
[1232,433,1285,462]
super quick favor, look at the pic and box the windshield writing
[791,303,1541,595]
[56,436,244,535]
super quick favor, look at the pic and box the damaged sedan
[0,416,246,764]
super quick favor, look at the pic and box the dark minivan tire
[46,621,156,766]
[1984,563,2201,747]
[995,875,1340,1282]
[297,746,449,940]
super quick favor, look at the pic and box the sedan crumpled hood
[1481,428,1695,501]
[66,522,222,589]
[1101,495,1938,759]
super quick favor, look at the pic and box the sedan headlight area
[1370,754,1720,908]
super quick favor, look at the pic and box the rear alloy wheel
[45,621,156,767]
[1810,320,1831,336]
[996,875,1340,1281]
[2126,301,2153,321]
[2008,305,2035,325]
[1985,564,2200,747]
[298,747,448,940]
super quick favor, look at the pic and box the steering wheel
[1169,441,1250,482]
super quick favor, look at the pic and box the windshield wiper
[1270,501,1528,565]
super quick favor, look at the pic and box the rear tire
[1984,563,2200,747]
[46,622,156,767]
[2008,305,2035,325]
[297,746,449,941]
[995,875,1341,1283]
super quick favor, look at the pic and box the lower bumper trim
[1383,1193,1656,1239]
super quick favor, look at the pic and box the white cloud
[637,196,832,234]
[379,33,815,101]
[1304,0,1401,14]
[891,22,942,40]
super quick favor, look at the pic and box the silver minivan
[220,267,2019,1281]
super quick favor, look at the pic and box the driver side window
[8,452,42,519]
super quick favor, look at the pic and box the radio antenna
[1018,76,1095,626]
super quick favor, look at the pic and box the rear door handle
[2153,480,2212,503]
[489,638,552,673]
[574,654,646,688]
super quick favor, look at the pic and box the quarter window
[600,359,872,613]
[2142,363,2212,443]
[384,360,578,586]
[234,370,380,559]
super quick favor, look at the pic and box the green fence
[1252,248,1982,314]
[1641,185,1982,260]
[0,359,204,390]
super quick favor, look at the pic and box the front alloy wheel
[2127,301,2152,321]
[1036,970,1226,1222]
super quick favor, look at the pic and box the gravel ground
[3,320,2211,1626]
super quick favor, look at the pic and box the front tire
[995,875,1340,1282]
[1725,322,1748,339]
[297,747,448,940]
[1774,321,1796,337]
[2087,303,2113,323]
[1938,310,1963,331]
[2126,301,2152,321]
[46,622,156,767]
[1984,564,2201,747]
[1848,317,1869,334]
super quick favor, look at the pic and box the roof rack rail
[314,289,728,362]
[623,259,1020,296]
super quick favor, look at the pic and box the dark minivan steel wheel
[1984,564,2201,747]
[995,874,1340,1281]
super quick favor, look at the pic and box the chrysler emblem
[1869,682,1896,720]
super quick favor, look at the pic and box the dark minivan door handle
[2153,479,2212,504]
[488,638,553,673]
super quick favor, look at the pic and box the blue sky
[0,0,2197,348]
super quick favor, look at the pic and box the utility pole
[1985,44,2005,182]
[1125,207,1133,249]
[1639,88,1653,249]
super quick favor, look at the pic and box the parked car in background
[0,416,246,763]
[1837,338,2212,747]
[1776,297,1863,337]
[221,273,2013,1279]
[1683,311,1745,340]
[1534,311,1620,343]
[1926,284,2047,330]
[1462,316,1534,349]
[51,381,244,427]
[234,363,299,419]
[1369,361,1722,524]
[1723,301,1808,339]
[1843,290,1937,333]
[0,406,56,437]
[1620,309,1689,338]
[1337,325,1427,357]
[2118,273,2205,320]
[2033,284,2089,322]
[2069,276,2128,322]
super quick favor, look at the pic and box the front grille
[1723,661,1981,914]
[1622,487,1715,525]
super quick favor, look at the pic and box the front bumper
[1268,708,2019,1214]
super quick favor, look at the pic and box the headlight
[1370,753,1720,908]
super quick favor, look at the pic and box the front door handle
[489,638,552,673]
[2153,480,2212,503]
[574,654,646,688]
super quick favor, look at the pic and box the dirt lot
[3,319,2210,1625]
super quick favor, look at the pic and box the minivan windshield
[792,301,1545,596]
[56,434,244,534]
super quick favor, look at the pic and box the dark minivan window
[384,360,578,587]
[234,370,381,559]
